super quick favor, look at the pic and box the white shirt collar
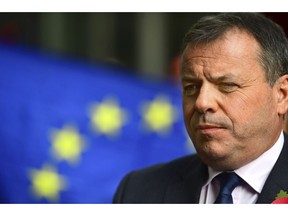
[204,132,284,193]
[235,132,284,193]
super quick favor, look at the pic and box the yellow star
[141,95,178,134]
[89,97,127,136]
[28,165,66,202]
[50,125,86,164]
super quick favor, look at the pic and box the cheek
[223,91,276,132]
[225,98,251,121]
[182,98,195,128]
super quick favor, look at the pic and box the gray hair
[181,13,288,85]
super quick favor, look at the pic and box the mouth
[195,124,226,135]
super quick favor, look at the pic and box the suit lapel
[162,133,288,204]
[164,157,208,203]
[256,133,288,203]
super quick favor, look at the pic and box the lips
[195,124,226,134]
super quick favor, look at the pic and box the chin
[202,153,244,171]
[196,140,226,156]
[197,147,237,170]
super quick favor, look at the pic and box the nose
[194,84,218,113]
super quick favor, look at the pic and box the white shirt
[199,132,284,204]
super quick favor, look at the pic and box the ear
[275,74,288,115]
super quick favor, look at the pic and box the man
[113,13,288,204]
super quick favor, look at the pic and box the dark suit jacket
[113,133,288,203]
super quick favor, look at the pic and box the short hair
[181,13,288,85]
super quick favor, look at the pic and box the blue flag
[0,45,195,203]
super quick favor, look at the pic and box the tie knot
[218,172,242,194]
[214,172,242,204]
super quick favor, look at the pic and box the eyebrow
[181,74,238,83]
[181,76,199,83]
[211,74,238,82]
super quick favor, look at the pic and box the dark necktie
[214,172,242,204]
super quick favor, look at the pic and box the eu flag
[0,45,194,203]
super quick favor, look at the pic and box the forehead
[181,29,263,79]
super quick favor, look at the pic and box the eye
[219,83,239,93]
[182,84,199,96]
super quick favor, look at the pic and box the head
[181,13,288,171]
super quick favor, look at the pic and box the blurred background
[1,13,288,81]
[0,12,288,203]
[0,13,215,82]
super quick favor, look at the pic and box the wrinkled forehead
[180,29,262,74]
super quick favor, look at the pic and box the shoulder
[137,154,201,178]
[124,154,201,185]
[113,154,202,203]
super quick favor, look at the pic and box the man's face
[181,29,282,171]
